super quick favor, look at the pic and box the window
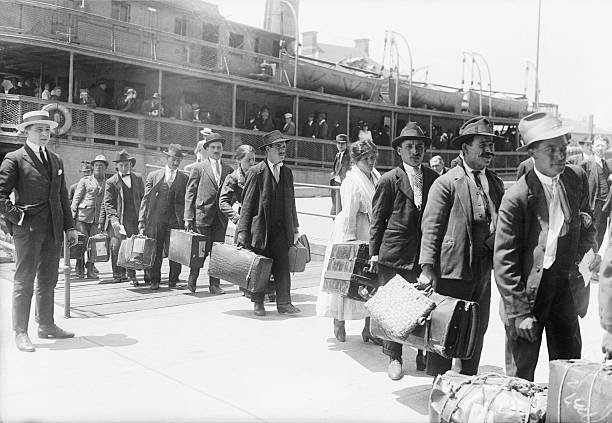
[111,1,129,22]
[201,23,219,43]
[174,15,187,36]
[229,32,244,49]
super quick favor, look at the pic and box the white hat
[16,110,58,132]
[284,113,293,119]
[516,112,571,152]
[200,127,212,137]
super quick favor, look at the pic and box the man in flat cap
[370,122,439,380]
[139,144,188,290]
[237,130,301,316]
[101,150,145,284]
[494,112,596,381]
[420,116,505,377]
[329,134,351,216]
[0,110,79,352]
[184,133,233,294]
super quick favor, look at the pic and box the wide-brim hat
[112,149,136,165]
[164,143,185,158]
[516,112,571,152]
[259,130,291,150]
[391,122,431,148]
[201,133,226,149]
[451,116,504,149]
[16,110,59,132]
[335,134,349,143]
[91,154,108,166]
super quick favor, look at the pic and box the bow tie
[120,173,130,178]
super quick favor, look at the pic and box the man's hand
[369,255,379,273]
[184,220,194,232]
[293,232,301,245]
[138,222,145,235]
[590,253,602,272]
[236,231,248,247]
[602,331,612,360]
[420,264,440,290]
[514,315,539,343]
[66,229,79,247]
[416,273,433,290]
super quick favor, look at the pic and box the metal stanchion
[63,235,71,318]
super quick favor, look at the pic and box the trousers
[144,221,181,283]
[251,229,291,306]
[188,223,226,287]
[75,220,99,274]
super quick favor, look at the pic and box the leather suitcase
[117,235,156,270]
[322,241,379,302]
[86,233,110,262]
[429,371,547,423]
[371,293,479,359]
[547,360,612,423]
[61,231,86,259]
[288,234,311,272]
[208,242,273,293]
[168,229,207,268]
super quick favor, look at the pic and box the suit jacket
[302,120,317,138]
[219,167,247,224]
[71,175,105,224]
[184,159,233,227]
[516,157,534,180]
[494,165,597,323]
[419,164,504,280]
[281,121,296,136]
[370,165,439,270]
[567,152,588,166]
[449,155,463,168]
[0,144,73,240]
[317,120,329,140]
[139,168,188,236]
[101,172,145,230]
[237,161,299,249]
[581,157,610,209]
[331,150,351,182]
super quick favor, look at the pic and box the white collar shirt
[164,165,176,186]
[119,172,131,188]
[26,140,48,164]
[267,160,283,182]
[209,157,221,184]
[463,160,489,195]
[534,166,565,269]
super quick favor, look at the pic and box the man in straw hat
[369,122,439,379]
[420,116,505,377]
[329,133,350,216]
[494,112,597,381]
[0,110,79,352]
[71,154,108,279]
[237,130,301,316]
[184,133,233,295]
[101,149,145,285]
[139,144,188,290]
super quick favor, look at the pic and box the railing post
[68,52,74,103]
[346,103,351,140]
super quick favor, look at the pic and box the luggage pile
[321,242,379,301]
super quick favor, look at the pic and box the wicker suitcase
[430,371,547,423]
[86,233,110,262]
[547,360,612,423]
[371,292,479,359]
[288,234,311,272]
[117,235,156,270]
[208,242,273,293]
[322,241,379,301]
[168,229,207,268]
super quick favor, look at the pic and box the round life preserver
[42,103,72,136]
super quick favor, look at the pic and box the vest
[596,162,609,200]
[467,176,491,255]
[119,177,138,228]
[158,179,178,225]
[269,167,286,229]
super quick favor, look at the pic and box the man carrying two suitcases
[237,130,301,316]
[139,144,188,290]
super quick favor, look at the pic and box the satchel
[86,233,110,262]
[288,234,311,272]
[208,242,273,293]
[365,275,436,339]
[322,242,379,301]
[61,231,86,259]
[117,235,156,270]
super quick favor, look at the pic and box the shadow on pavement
[392,384,431,417]
[34,333,138,350]
[223,303,317,320]
[326,335,389,373]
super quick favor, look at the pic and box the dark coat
[237,161,299,249]
[516,157,534,180]
[370,165,439,270]
[419,163,504,280]
[494,165,597,323]
[219,167,247,224]
[581,157,610,209]
[138,168,188,236]
[301,120,317,138]
[317,120,329,140]
[101,172,145,231]
[184,159,233,227]
[331,150,351,182]
[0,144,73,240]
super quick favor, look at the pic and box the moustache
[480,152,494,159]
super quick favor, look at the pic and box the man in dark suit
[316,112,329,140]
[494,112,597,381]
[329,134,351,215]
[139,144,188,290]
[370,122,439,380]
[301,113,317,138]
[237,130,301,316]
[582,136,611,247]
[420,117,505,377]
[101,150,145,285]
[184,133,233,295]
[516,157,534,180]
[566,137,593,165]
[0,110,79,352]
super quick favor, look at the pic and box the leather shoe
[151,280,160,290]
[15,332,35,352]
[277,304,301,314]
[209,285,225,295]
[387,359,403,380]
[168,280,178,288]
[85,271,99,280]
[38,324,75,339]
[187,279,196,294]
[254,302,266,316]
[416,350,426,371]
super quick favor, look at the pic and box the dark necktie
[39,147,49,172]
[473,170,491,224]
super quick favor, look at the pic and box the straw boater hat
[259,130,291,150]
[199,127,212,137]
[112,149,136,166]
[516,112,571,152]
[164,144,184,158]
[16,110,58,132]
[451,116,503,149]
[91,154,108,166]
[335,134,349,143]
[391,122,431,149]
[201,133,226,149]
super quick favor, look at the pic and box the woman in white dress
[316,139,381,342]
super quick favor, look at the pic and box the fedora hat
[451,116,503,149]
[392,122,430,148]
[164,143,184,158]
[201,133,226,149]
[16,110,59,132]
[516,112,571,152]
[259,130,291,150]
[79,161,93,173]
[91,154,108,166]
[335,134,349,143]
[112,149,136,165]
